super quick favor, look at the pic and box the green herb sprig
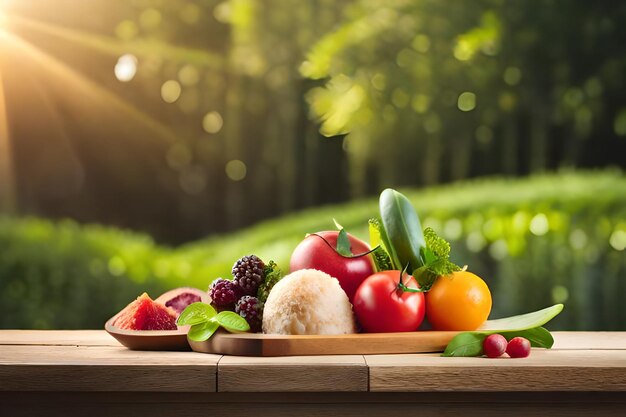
[257,260,282,303]
[412,227,461,290]
[177,302,250,342]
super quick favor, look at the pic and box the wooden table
[1,331,625,416]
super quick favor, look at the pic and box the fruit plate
[188,330,460,356]
[104,312,191,351]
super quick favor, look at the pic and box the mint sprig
[257,260,282,303]
[177,302,250,342]
[413,227,461,290]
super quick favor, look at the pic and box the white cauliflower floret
[262,269,356,335]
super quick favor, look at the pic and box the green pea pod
[379,189,426,271]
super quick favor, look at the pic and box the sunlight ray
[24,65,86,193]
[0,32,17,213]
[8,13,224,69]
[0,29,182,146]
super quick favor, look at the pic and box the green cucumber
[379,189,425,271]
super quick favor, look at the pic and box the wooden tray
[188,330,460,356]
[104,313,191,351]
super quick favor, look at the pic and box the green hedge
[1,170,625,330]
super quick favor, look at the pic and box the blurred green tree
[301,0,626,195]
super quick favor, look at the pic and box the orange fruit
[425,270,492,331]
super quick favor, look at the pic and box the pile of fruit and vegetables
[112,189,563,358]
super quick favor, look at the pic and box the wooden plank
[552,332,626,350]
[189,330,459,356]
[0,330,120,347]
[1,392,625,417]
[366,349,626,392]
[218,355,368,392]
[0,345,220,392]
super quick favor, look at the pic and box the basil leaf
[335,228,353,257]
[214,311,250,333]
[442,332,486,357]
[505,327,554,348]
[479,304,564,332]
[176,302,216,326]
[187,321,220,342]
[379,189,425,271]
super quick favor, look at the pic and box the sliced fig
[155,287,210,315]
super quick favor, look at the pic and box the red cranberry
[483,334,508,358]
[506,337,531,358]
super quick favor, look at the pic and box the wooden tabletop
[1,330,625,393]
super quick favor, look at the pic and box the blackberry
[208,278,240,310]
[235,296,263,333]
[232,255,265,295]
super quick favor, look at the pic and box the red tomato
[290,231,375,302]
[353,270,425,333]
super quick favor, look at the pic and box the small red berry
[506,337,531,358]
[483,334,507,358]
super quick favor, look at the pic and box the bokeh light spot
[424,113,441,133]
[503,67,522,86]
[202,111,224,134]
[115,20,138,40]
[489,239,508,260]
[179,166,207,195]
[551,285,569,304]
[108,256,126,276]
[457,92,476,111]
[214,2,232,23]
[530,213,549,236]
[613,109,626,136]
[140,8,162,30]
[371,73,386,91]
[569,229,588,250]
[178,65,200,86]
[114,54,137,82]
[609,230,626,251]
[225,160,247,181]
[161,80,182,103]
[443,218,463,241]
[475,125,493,144]
[412,34,431,53]
[411,94,430,114]
[180,3,201,25]
[392,89,410,108]
[466,231,487,252]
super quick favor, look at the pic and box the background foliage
[2,0,625,243]
[2,171,625,330]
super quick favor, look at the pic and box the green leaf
[442,327,555,357]
[379,189,426,271]
[335,228,353,257]
[176,302,216,326]
[506,327,554,348]
[442,304,563,357]
[442,332,486,357]
[187,320,220,342]
[214,311,250,333]
[479,304,564,332]
[368,218,394,271]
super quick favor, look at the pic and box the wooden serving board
[188,330,460,356]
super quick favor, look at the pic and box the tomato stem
[395,266,426,294]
